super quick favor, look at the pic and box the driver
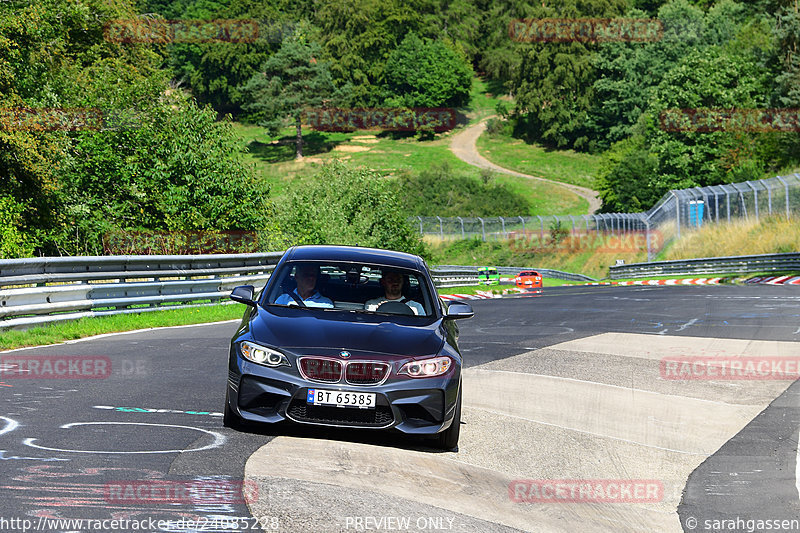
[364,270,424,315]
[275,264,333,308]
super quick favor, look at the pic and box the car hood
[248,307,445,357]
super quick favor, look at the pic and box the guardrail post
[725,187,731,222]
[417,216,423,235]
[478,217,486,241]
[671,191,680,239]
[746,181,759,221]
[436,216,443,240]
[457,216,464,239]
[519,216,525,235]
[777,175,789,219]
[499,216,506,238]
[767,180,772,216]
[569,215,576,235]
[537,215,543,242]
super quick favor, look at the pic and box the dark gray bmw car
[224,245,473,449]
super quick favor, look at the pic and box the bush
[0,195,36,259]
[53,93,278,255]
[394,161,529,216]
[279,161,427,257]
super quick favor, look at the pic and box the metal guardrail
[434,265,596,283]
[0,253,283,330]
[608,252,800,279]
[0,254,592,330]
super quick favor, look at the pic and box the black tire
[223,388,244,429]
[435,388,462,450]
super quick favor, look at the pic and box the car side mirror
[230,285,256,307]
[445,302,474,319]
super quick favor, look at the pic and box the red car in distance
[515,270,543,289]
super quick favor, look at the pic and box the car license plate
[307,389,376,409]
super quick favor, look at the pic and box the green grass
[465,77,508,123]
[476,130,600,190]
[233,122,588,216]
[0,304,248,351]
[3,280,559,350]
[230,76,588,215]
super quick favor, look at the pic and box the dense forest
[1,0,798,257]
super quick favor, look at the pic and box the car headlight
[398,356,452,378]
[239,341,290,368]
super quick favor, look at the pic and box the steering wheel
[375,301,415,315]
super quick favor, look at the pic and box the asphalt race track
[1,284,799,533]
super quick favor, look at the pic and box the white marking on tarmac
[469,405,707,455]
[676,318,699,332]
[0,319,240,353]
[0,416,19,436]
[470,368,749,407]
[23,422,225,454]
[797,426,800,503]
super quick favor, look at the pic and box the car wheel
[435,388,462,451]
[223,388,244,429]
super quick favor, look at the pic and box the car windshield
[264,261,435,316]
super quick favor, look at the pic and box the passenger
[364,270,424,315]
[275,264,333,308]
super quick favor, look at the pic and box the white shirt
[364,296,424,315]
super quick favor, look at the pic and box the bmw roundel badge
[340,350,351,358]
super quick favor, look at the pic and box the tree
[315,0,437,106]
[383,32,473,108]
[279,161,427,257]
[166,0,289,115]
[586,1,707,150]
[240,37,336,159]
[595,133,660,213]
[508,0,629,150]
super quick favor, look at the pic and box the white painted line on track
[468,405,706,456]
[0,319,240,353]
[0,416,19,437]
[676,318,699,331]
[469,368,751,407]
[797,426,800,503]
[23,421,226,454]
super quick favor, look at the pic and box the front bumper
[227,354,460,435]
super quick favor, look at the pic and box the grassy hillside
[229,76,595,216]
[430,216,800,279]
[477,130,600,190]
[661,217,800,260]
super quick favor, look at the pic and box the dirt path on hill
[449,117,602,214]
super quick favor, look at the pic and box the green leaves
[278,161,427,257]
[383,32,473,108]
